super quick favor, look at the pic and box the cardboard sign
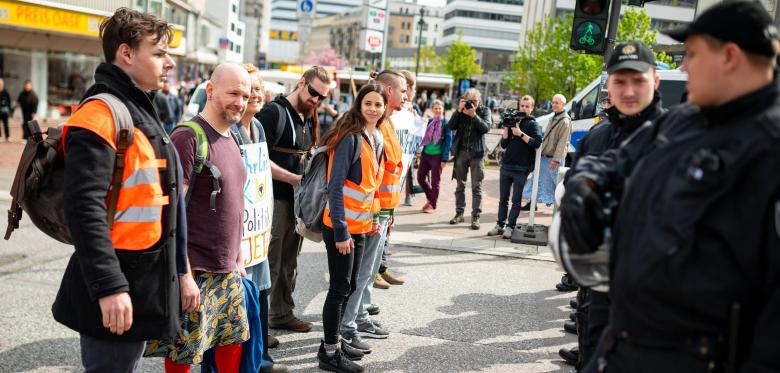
[240,143,274,268]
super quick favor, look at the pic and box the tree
[509,8,676,102]
[303,45,348,69]
[413,45,444,73]
[440,33,483,81]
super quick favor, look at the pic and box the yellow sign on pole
[0,0,183,47]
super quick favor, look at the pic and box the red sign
[368,36,381,47]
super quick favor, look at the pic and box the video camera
[501,109,527,128]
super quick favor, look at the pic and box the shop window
[46,51,101,115]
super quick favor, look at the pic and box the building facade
[441,0,523,72]
[268,0,364,64]
[387,0,444,48]
[242,0,272,68]
[207,0,246,63]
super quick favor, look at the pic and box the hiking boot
[269,317,313,332]
[502,226,514,239]
[340,339,365,360]
[318,342,365,373]
[358,321,389,339]
[449,213,464,224]
[366,304,380,315]
[342,335,372,354]
[268,335,280,348]
[470,216,480,230]
[487,224,504,236]
[381,269,405,285]
[373,273,390,289]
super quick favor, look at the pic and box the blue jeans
[497,168,529,229]
[340,214,391,338]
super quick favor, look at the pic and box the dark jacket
[54,63,182,341]
[0,89,11,116]
[574,81,780,371]
[499,116,543,171]
[448,105,492,159]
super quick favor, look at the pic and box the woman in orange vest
[318,82,387,373]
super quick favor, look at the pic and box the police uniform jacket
[576,80,780,372]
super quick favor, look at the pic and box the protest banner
[240,142,274,268]
[390,109,426,188]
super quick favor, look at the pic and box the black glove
[560,175,606,254]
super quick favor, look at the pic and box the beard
[220,104,244,124]
[296,91,317,115]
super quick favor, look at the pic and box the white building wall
[441,0,523,52]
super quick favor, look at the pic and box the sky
[417,0,446,6]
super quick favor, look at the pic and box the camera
[464,100,475,110]
[501,109,526,128]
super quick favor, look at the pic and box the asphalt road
[0,216,576,373]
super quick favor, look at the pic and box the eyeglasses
[306,83,326,101]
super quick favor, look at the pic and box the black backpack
[5,93,134,244]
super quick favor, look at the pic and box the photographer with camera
[487,95,542,239]
[448,88,492,230]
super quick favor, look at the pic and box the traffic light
[570,0,610,54]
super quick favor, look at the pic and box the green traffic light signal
[570,0,610,54]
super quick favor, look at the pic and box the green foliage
[509,8,676,102]
[441,33,483,81]
[413,45,444,73]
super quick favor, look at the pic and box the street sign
[368,0,388,10]
[366,7,387,31]
[297,0,317,44]
[362,29,384,53]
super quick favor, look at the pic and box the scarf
[420,116,442,147]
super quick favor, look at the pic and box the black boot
[556,273,579,292]
[318,341,365,373]
[559,346,579,366]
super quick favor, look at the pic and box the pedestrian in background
[16,79,38,142]
[488,95,542,239]
[416,99,452,213]
[0,78,11,142]
[521,93,572,210]
[448,87,492,230]
[318,82,387,373]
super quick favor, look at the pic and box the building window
[237,28,243,36]
[236,45,241,53]
[435,24,438,32]
[229,41,234,51]
[231,23,235,32]
[232,4,237,13]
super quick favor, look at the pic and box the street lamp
[414,7,426,77]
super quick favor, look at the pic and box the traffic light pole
[603,0,622,64]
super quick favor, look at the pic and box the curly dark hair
[99,8,173,63]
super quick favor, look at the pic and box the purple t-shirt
[171,115,247,273]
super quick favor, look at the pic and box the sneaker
[268,334,280,348]
[380,269,405,285]
[340,339,365,360]
[487,224,504,236]
[502,226,514,239]
[369,318,383,328]
[421,201,431,212]
[422,204,436,213]
[449,213,464,225]
[318,342,365,373]
[373,273,390,289]
[260,363,289,373]
[556,275,579,292]
[342,335,372,353]
[269,317,313,332]
[403,195,413,206]
[357,321,389,339]
[470,216,480,230]
[366,304,380,315]
[520,202,532,211]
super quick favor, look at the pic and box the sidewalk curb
[391,238,557,263]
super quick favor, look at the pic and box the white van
[534,69,688,159]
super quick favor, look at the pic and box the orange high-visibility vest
[323,133,381,234]
[64,101,169,250]
[377,118,402,209]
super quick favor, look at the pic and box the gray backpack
[294,134,361,242]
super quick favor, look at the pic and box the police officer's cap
[664,0,779,57]
[606,41,656,74]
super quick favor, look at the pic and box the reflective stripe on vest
[64,100,168,250]
[378,118,402,209]
[323,134,381,234]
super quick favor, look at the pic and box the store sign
[270,29,298,41]
[366,8,386,31]
[0,1,183,47]
[362,29,383,53]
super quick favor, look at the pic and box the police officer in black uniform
[561,1,780,372]
[558,41,667,370]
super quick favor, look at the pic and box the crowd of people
[21,1,780,372]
